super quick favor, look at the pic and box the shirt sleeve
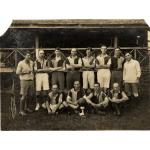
[135,61,141,78]
[107,58,111,66]
[65,58,70,65]
[121,91,129,101]
[95,57,100,67]
[58,93,63,103]
[123,63,126,81]
[78,58,82,66]
[34,61,37,71]
[16,62,22,74]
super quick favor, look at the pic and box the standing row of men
[16,45,141,116]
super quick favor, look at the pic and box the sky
[0,0,150,36]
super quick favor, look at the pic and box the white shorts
[36,73,49,91]
[82,71,95,89]
[97,69,111,88]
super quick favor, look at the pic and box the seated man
[108,83,129,116]
[84,83,109,115]
[63,81,86,117]
[45,84,64,114]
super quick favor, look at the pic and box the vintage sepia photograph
[0,19,150,130]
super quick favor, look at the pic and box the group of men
[16,45,141,117]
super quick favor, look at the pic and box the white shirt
[16,60,34,80]
[123,59,141,83]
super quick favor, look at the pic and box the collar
[100,54,108,57]
[70,55,78,59]
[127,58,133,63]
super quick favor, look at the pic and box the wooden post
[14,49,17,68]
[148,31,150,69]
[35,36,39,59]
[114,36,118,48]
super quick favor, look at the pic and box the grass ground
[1,92,150,130]
[1,65,150,130]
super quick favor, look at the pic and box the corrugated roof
[10,19,149,29]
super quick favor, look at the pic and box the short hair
[71,48,77,52]
[74,80,80,85]
[86,47,92,51]
[25,51,31,56]
[55,47,61,51]
[115,47,121,51]
[101,45,107,48]
[39,50,44,54]
[113,83,119,88]
[52,84,58,89]
[94,82,100,87]
[125,52,132,57]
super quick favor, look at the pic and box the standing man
[66,48,82,90]
[34,50,50,111]
[82,47,95,91]
[16,52,34,116]
[49,48,65,91]
[123,53,141,99]
[96,45,111,93]
[110,48,124,89]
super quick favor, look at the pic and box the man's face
[74,81,80,90]
[52,85,58,94]
[25,53,31,61]
[71,49,77,56]
[113,83,120,92]
[39,52,44,59]
[86,49,91,57]
[101,46,107,54]
[55,50,61,57]
[114,48,121,56]
[125,53,132,61]
[94,84,100,92]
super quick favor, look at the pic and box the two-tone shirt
[66,55,82,71]
[49,56,65,71]
[96,54,111,69]
[110,56,124,71]
[82,56,95,71]
[34,58,49,72]
[67,88,85,102]
[48,92,63,104]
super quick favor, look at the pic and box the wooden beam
[114,36,118,48]
[35,36,39,58]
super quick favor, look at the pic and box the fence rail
[0,47,149,70]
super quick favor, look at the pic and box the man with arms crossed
[82,47,95,91]
[66,48,82,90]
[49,48,65,92]
[96,45,111,93]
[34,50,50,111]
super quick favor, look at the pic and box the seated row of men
[16,45,141,116]
[35,81,128,117]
